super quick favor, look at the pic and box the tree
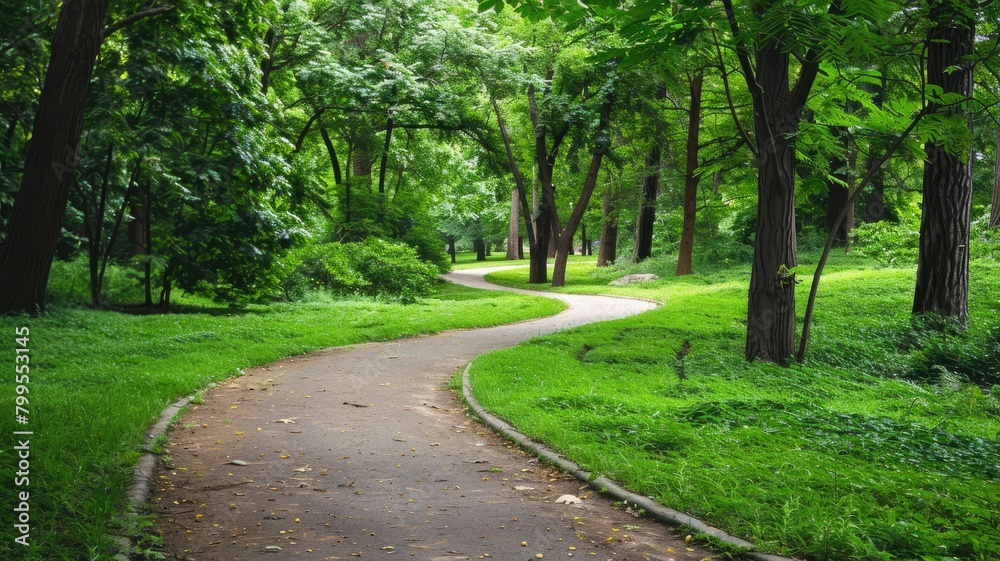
[722,0,826,363]
[675,69,704,275]
[912,0,976,325]
[0,0,110,313]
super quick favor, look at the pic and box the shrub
[285,238,438,304]
[851,220,919,267]
[898,315,1000,387]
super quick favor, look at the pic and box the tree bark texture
[675,71,704,276]
[0,0,110,313]
[744,39,804,363]
[597,187,618,267]
[913,8,974,325]
[474,237,486,262]
[507,185,520,259]
[633,146,660,263]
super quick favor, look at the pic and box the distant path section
[153,267,718,560]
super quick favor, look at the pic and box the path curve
[152,268,717,561]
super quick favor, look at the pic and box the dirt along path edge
[122,267,788,561]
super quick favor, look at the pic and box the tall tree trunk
[261,27,277,96]
[633,145,660,263]
[528,85,554,284]
[675,70,705,276]
[0,0,111,313]
[474,237,486,261]
[991,126,1000,229]
[551,100,612,287]
[913,7,974,326]
[378,115,393,195]
[507,185,520,259]
[726,0,821,363]
[597,187,618,267]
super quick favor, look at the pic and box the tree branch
[721,0,759,103]
[103,5,176,38]
[712,27,758,160]
[797,105,930,362]
[790,1,842,108]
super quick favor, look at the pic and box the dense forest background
[1,0,999,363]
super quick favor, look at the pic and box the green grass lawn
[0,282,565,560]
[468,255,1000,560]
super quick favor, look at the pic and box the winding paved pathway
[153,268,716,561]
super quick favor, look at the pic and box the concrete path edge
[461,360,797,561]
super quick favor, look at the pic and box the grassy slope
[0,282,565,560]
[469,256,1000,561]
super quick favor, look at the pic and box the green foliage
[900,315,1000,387]
[286,238,439,304]
[851,220,920,266]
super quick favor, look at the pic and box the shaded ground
[151,269,718,560]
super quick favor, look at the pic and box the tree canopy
[1,0,998,361]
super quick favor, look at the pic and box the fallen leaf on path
[226,460,247,466]
[274,418,298,424]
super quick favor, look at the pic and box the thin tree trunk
[913,7,974,326]
[98,159,142,307]
[262,27,277,96]
[378,116,393,195]
[633,145,660,263]
[87,144,114,307]
[597,187,618,267]
[676,70,704,276]
[507,185,520,259]
[0,0,111,313]
[991,126,1000,229]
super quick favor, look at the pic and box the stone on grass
[609,273,659,286]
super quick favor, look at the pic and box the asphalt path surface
[153,268,718,561]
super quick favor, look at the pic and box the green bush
[970,212,1000,261]
[285,238,438,303]
[851,220,919,266]
[901,317,1000,387]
